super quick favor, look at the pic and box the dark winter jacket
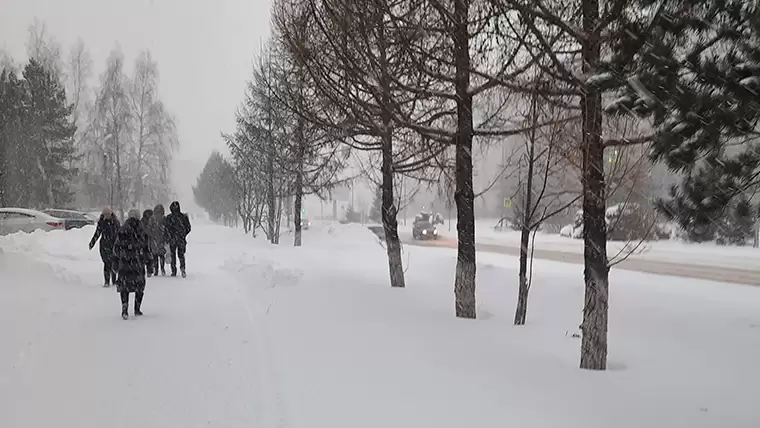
[89,216,121,262]
[164,201,191,245]
[142,209,163,257]
[153,204,167,256]
[113,217,150,293]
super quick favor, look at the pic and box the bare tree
[274,0,447,287]
[87,47,132,219]
[66,38,93,132]
[126,50,178,206]
[25,18,63,77]
[383,0,555,318]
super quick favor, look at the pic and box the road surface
[400,233,760,286]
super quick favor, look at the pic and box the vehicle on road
[0,207,66,235]
[43,209,95,230]
[412,212,439,240]
[301,217,312,230]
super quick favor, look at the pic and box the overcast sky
[0,0,272,207]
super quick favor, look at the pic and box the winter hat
[154,204,165,218]
[128,209,141,220]
[142,209,153,220]
[170,201,181,213]
[102,206,113,217]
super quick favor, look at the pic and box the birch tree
[88,47,132,218]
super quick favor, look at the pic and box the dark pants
[103,259,117,285]
[169,242,186,274]
[152,255,165,275]
[120,290,144,313]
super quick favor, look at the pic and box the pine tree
[605,1,760,238]
[0,68,31,206]
[193,151,238,222]
[22,58,77,207]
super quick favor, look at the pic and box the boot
[181,268,186,278]
[134,293,144,316]
[121,304,129,320]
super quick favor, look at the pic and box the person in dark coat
[113,209,151,319]
[164,201,191,277]
[89,206,121,287]
[141,209,157,277]
[152,204,167,276]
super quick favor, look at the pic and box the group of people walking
[89,201,192,320]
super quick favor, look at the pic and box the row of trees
[195,0,760,370]
[0,19,179,215]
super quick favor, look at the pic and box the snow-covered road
[402,233,760,286]
[2,221,760,428]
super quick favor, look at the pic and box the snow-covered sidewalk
[1,222,759,428]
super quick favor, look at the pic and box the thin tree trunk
[115,125,124,222]
[381,130,404,288]
[294,172,304,247]
[580,0,609,371]
[377,3,405,289]
[453,0,476,319]
[515,90,537,326]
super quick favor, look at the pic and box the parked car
[43,209,95,230]
[412,212,439,240]
[0,208,66,235]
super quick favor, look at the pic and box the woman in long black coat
[89,206,121,287]
[113,209,151,320]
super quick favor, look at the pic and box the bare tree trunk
[114,125,124,221]
[273,196,283,244]
[381,131,405,288]
[267,156,276,243]
[453,0,476,319]
[294,173,304,247]
[515,91,537,326]
[377,5,405,289]
[580,0,609,371]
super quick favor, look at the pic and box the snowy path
[0,248,286,428]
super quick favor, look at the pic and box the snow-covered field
[1,221,759,427]
[431,218,760,271]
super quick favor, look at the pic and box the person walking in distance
[89,206,121,287]
[113,209,150,319]
[141,209,158,277]
[152,204,167,276]
[164,201,191,278]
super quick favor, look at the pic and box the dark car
[43,209,95,230]
[412,212,439,240]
